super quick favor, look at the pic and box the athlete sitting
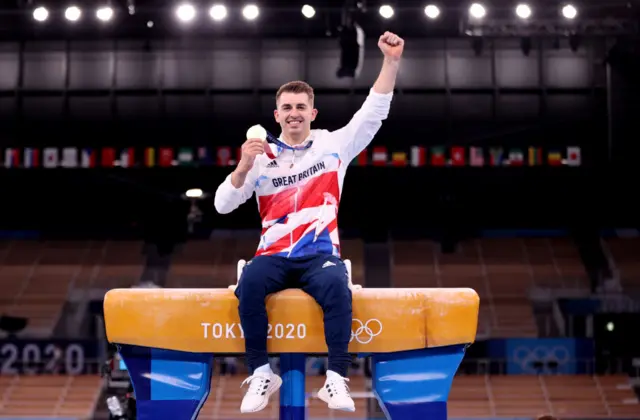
[214,31,404,414]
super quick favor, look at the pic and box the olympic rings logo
[350,319,383,344]
[511,345,571,373]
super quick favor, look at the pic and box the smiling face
[274,81,318,144]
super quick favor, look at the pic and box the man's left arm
[331,31,404,163]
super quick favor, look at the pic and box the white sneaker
[239,371,282,413]
[317,372,355,412]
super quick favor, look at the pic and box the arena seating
[391,237,590,338]
[86,241,146,290]
[166,237,259,288]
[166,238,365,288]
[0,240,144,337]
[0,374,102,418]
[1,237,637,420]
[603,237,640,290]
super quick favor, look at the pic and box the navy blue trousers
[234,254,353,377]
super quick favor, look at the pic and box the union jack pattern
[214,88,393,259]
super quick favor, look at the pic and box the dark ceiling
[0,0,636,40]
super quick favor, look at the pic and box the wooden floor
[0,373,636,419]
[195,374,639,419]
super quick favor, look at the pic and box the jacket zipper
[288,186,299,257]
[287,150,297,257]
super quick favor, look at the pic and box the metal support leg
[279,353,307,420]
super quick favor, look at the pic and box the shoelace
[241,374,271,396]
[325,377,350,397]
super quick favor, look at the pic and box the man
[214,31,404,414]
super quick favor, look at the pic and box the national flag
[4,148,19,168]
[528,147,542,166]
[410,146,426,167]
[357,149,368,165]
[391,151,407,167]
[566,146,581,166]
[508,149,524,166]
[119,148,135,168]
[43,148,59,168]
[217,147,231,166]
[351,149,368,166]
[430,146,445,166]
[177,148,194,166]
[470,147,484,167]
[144,148,155,167]
[61,148,78,168]
[489,147,503,166]
[372,146,387,166]
[159,148,174,167]
[23,148,39,168]
[548,150,562,166]
[197,147,211,166]
[431,146,447,166]
[101,148,116,167]
[80,148,96,168]
[450,146,465,166]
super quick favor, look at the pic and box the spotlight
[469,3,486,19]
[96,7,114,21]
[515,4,531,19]
[424,5,440,19]
[65,6,82,21]
[379,5,394,19]
[209,4,227,21]
[562,4,577,19]
[33,6,48,21]
[301,4,315,18]
[175,3,197,22]
[242,4,259,20]
[185,188,203,199]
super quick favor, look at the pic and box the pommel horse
[103,259,479,420]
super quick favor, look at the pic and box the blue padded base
[372,344,467,420]
[118,343,468,420]
[381,401,447,420]
[136,399,208,420]
[279,406,306,420]
[118,344,214,420]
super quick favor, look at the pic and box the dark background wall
[0,37,606,146]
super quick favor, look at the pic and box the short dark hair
[276,80,314,105]
[537,415,559,420]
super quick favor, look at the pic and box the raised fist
[378,31,404,61]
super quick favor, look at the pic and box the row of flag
[357,145,582,167]
[3,145,582,169]
[4,146,218,168]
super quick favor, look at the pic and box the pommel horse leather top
[104,287,479,354]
